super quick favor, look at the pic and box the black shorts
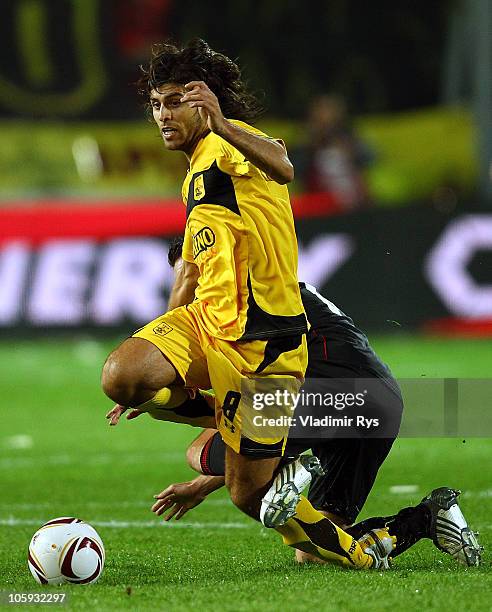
[287,330,403,522]
[284,436,395,523]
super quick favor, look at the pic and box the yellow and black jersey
[181,120,307,341]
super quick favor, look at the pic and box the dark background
[0,0,453,119]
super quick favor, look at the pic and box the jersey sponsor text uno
[192,227,216,259]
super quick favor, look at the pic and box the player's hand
[106,404,145,426]
[151,481,206,521]
[106,404,127,426]
[181,81,228,135]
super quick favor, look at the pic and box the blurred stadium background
[1,1,492,608]
[2,0,492,334]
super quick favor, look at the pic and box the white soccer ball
[28,517,105,585]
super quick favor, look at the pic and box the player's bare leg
[224,446,394,569]
[184,431,366,565]
[101,337,181,408]
[187,431,347,564]
[184,431,394,569]
[225,447,281,519]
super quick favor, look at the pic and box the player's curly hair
[137,39,264,122]
[167,236,184,268]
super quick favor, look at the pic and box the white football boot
[359,528,397,570]
[421,487,482,566]
[260,455,325,528]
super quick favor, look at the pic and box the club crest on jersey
[193,174,205,201]
[153,322,173,336]
[193,226,216,259]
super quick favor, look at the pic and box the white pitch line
[0,499,232,510]
[0,452,184,469]
[462,489,492,499]
[388,487,492,499]
[3,435,33,450]
[0,517,251,530]
[389,485,419,495]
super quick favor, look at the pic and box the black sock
[346,504,431,557]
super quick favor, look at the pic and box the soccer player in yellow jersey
[101,39,394,569]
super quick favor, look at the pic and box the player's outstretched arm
[181,81,294,184]
[151,475,225,521]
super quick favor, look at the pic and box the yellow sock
[275,495,373,569]
[137,386,189,414]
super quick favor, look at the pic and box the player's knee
[228,486,252,515]
[186,441,202,473]
[101,350,139,406]
[228,480,261,519]
[102,338,177,406]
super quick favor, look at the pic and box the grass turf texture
[0,334,491,611]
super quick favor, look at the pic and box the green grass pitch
[0,334,491,611]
